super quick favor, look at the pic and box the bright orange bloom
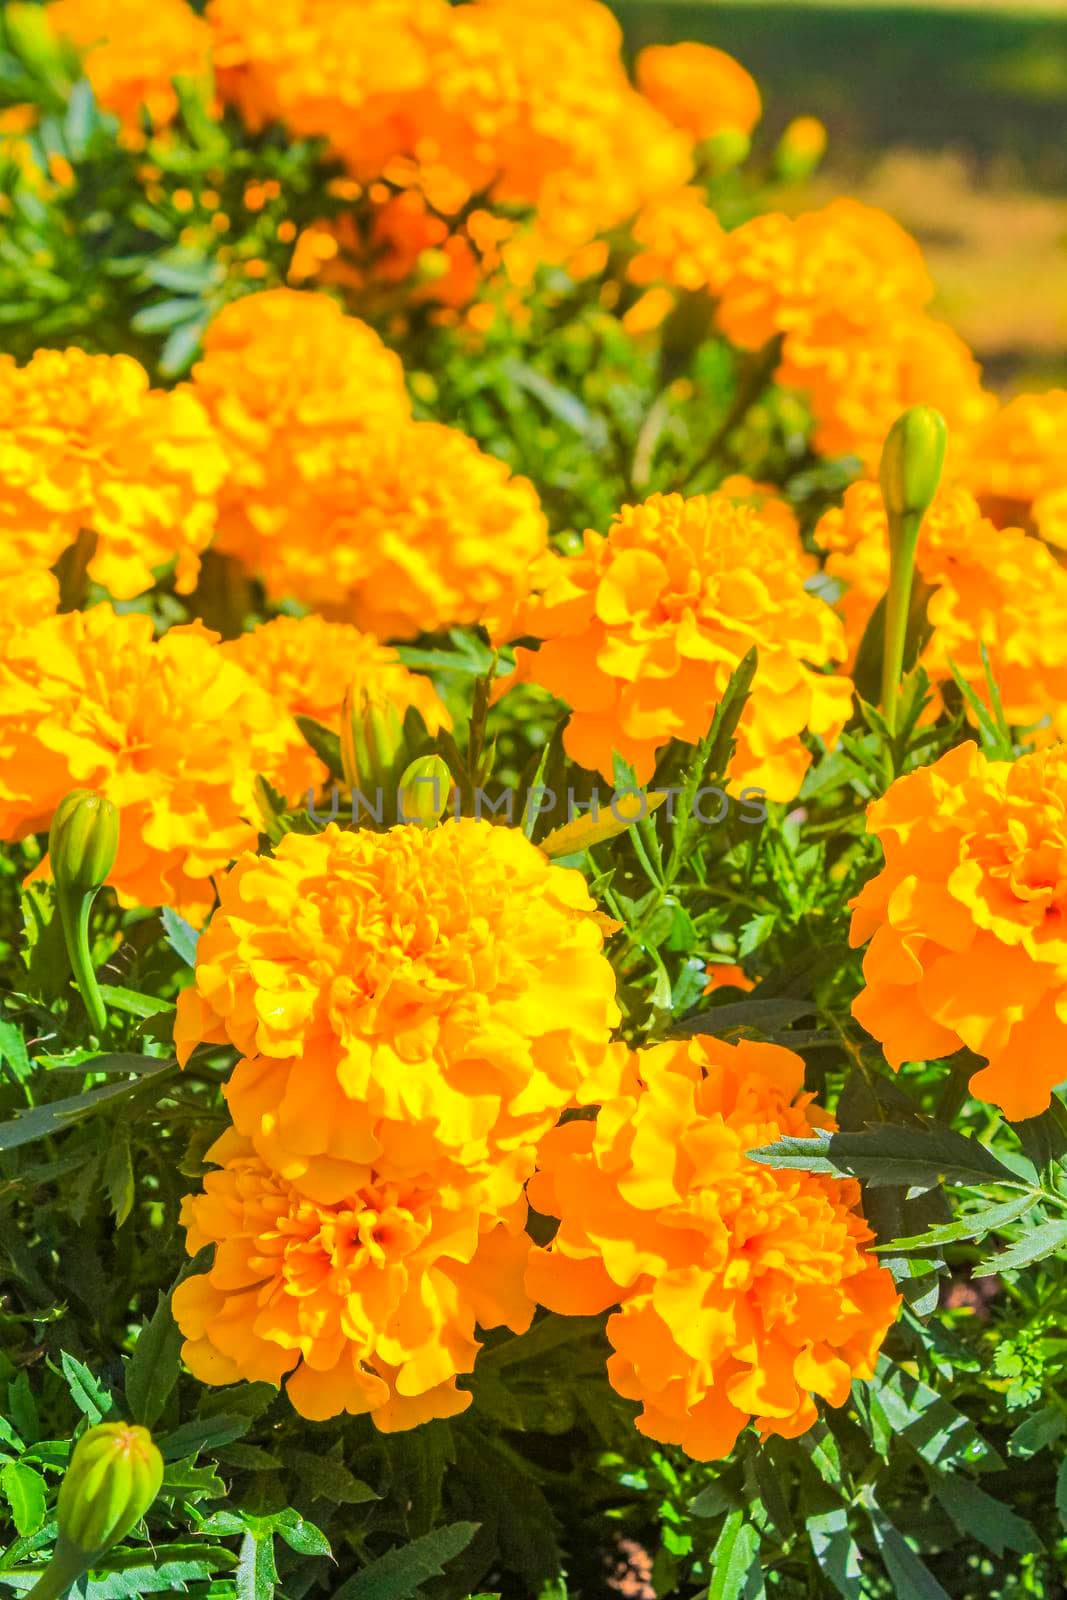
[962,390,1067,549]
[46,0,214,130]
[506,491,852,798]
[173,1124,534,1427]
[0,348,225,600]
[815,481,1067,741]
[850,740,1067,1119]
[0,607,287,922]
[635,42,761,142]
[174,820,620,1196]
[702,964,755,996]
[527,1035,899,1460]
[220,616,449,802]
[193,291,546,637]
[626,187,727,296]
[714,201,993,469]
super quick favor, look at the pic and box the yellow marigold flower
[636,42,761,141]
[714,202,993,469]
[962,390,1067,548]
[0,347,226,600]
[850,740,1067,1119]
[505,491,853,798]
[173,1125,534,1426]
[814,481,1067,739]
[220,616,449,803]
[173,820,621,1195]
[0,607,288,923]
[526,1035,900,1460]
[627,186,727,295]
[46,0,214,130]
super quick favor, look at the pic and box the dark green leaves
[125,1293,181,1428]
[330,1522,479,1600]
[748,1123,1022,1189]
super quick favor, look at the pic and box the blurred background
[611,1,1067,390]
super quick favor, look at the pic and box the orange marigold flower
[193,290,546,638]
[173,1124,534,1426]
[850,740,1067,1119]
[635,42,761,142]
[0,606,288,922]
[220,616,449,803]
[626,186,727,295]
[174,820,620,1195]
[702,964,755,996]
[815,481,1067,740]
[526,1035,900,1460]
[505,491,852,797]
[0,347,226,600]
[46,0,214,130]
[962,390,1067,549]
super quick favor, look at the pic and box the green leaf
[866,1502,951,1600]
[96,985,174,1019]
[0,1078,167,1153]
[261,1509,331,1558]
[1008,1405,1066,1459]
[539,790,667,859]
[125,1292,181,1428]
[158,1458,226,1502]
[974,1216,1067,1277]
[286,1450,378,1505]
[103,1127,134,1228]
[158,1413,252,1460]
[236,1529,278,1600]
[1057,1455,1067,1529]
[927,1470,1037,1556]
[806,1505,861,1600]
[707,1511,761,1600]
[59,1352,113,1424]
[870,1358,997,1471]
[330,1521,479,1600]
[294,716,344,782]
[161,908,199,967]
[875,1192,1037,1252]
[0,1021,32,1084]
[0,1462,47,1537]
[747,1124,1023,1189]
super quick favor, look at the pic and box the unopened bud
[340,686,405,795]
[701,127,750,175]
[57,1423,163,1560]
[397,755,451,827]
[775,116,828,183]
[49,790,119,899]
[880,406,948,526]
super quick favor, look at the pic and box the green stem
[680,335,782,495]
[58,890,108,1037]
[24,1547,89,1600]
[880,510,921,736]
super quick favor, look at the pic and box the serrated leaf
[158,1458,226,1502]
[294,716,344,782]
[1008,1406,1066,1459]
[330,1521,479,1600]
[0,1462,46,1536]
[104,1128,134,1227]
[866,1502,951,1600]
[974,1216,1067,1276]
[875,1192,1036,1252]
[161,908,200,967]
[927,1469,1037,1555]
[263,1509,331,1557]
[96,985,174,1019]
[707,1511,761,1600]
[0,1021,32,1084]
[158,1414,251,1460]
[871,1358,996,1470]
[59,1352,113,1424]
[0,1078,167,1153]
[539,790,667,859]
[236,1529,277,1600]
[805,1505,861,1600]
[748,1124,1023,1189]
[126,1292,181,1428]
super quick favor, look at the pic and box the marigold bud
[702,127,750,174]
[775,116,828,183]
[396,755,452,827]
[56,1423,163,1559]
[340,685,405,796]
[49,791,119,898]
[879,406,948,526]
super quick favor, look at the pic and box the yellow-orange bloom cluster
[173,1125,534,1427]
[220,615,449,802]
[172,818,620,1425]
[815,481,1067,741]
[0,347,225,600]
[193,290,547,638]
[714,200,993,468]
[46,0,214,131]
[507,490,852,798]
[527,1035,899,1460]
[208,0,690,301]
[850,740,1067,1120]
[174,821,620,1196]
[626,186,727,300]
[0,606,286,922]
[635,42,761,143]
[962,390,1067,550]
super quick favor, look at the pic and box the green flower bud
[700,127,750,175]
[879,406,948,526]
[397,755,452,827]
[340,686,406,798]
[49,791,119,899]
[774,116,828,183]
[56,1424,163,1560]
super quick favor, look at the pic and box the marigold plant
[635,42,762,142]
[0,347,225,599]
[850,739,1067,1120]
[0,606,286,921]
[962,389,1067,549]
[46,0,214,130]
[173,1125,534,1427]
[506,490,852,796]
[527,1035,900,1460]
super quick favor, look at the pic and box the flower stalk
[879,406,947,733]
[49,790,119,1036]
